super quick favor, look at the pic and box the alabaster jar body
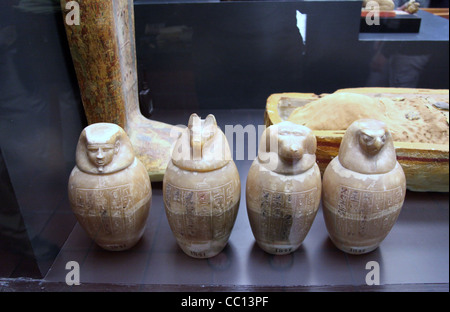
[322,119,406,255]
[68,123,152,251]
[246,121,321,255]
[163,114,240,258]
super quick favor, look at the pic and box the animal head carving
[188,113,217,160]
[172,113,231,171]
[339,119,397,174]
[76,123,134,174]
[358,126,387,156]
[258,121,317,174]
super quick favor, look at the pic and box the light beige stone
[322,119,406,254]
[246,121,321,255]
[163,114,240,258]
[401,1,421,14]
[68,123,152,251]
[287,92,449,145]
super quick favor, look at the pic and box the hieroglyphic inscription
[76,185,132,212]
[336,185,403,236]
[75,184,132,234]
[164,181,237,241]
[259,187,318,243]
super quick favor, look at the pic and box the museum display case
[0,0,448,292]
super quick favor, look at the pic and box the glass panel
[0,1,448,290]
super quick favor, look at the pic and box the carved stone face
[75,123,134,174]
[358,128,387,156]
[86,141,120,172]
[338,119,396,174]
[187,113,216,159]
[277,129,311,162]
[172,113,231,171]
[259,121,317,174]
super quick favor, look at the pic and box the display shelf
[359,9,449,41]
[3,109,446,292]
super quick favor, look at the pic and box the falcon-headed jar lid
[338,119,397,174]
[171,113,232,172]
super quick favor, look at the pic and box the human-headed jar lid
[257,121,317,175]
[75,122,135,174]
[171,113,232,172]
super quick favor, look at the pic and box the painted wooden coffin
[264,88,449,192]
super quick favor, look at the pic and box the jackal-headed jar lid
[171,113,232,172]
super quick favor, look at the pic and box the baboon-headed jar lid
[257,121,317,175]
